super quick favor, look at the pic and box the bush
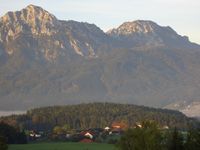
[184,128,200,150]
[0,136,8,150]
[0,122,27,144]
[117,121,163,150]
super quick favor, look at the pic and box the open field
[9,142,116,150]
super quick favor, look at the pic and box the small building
[162,125,169,129]
[80,131,95,139]
[135,122,142,128]
[85,132,93,139]
[29,130,41,138]
[80,138,93,143]
[104,127,110,131]
[109,128,123,135]
[112,122,127,129]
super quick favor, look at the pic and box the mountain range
[0,5,200,116]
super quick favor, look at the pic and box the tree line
[117,121,200,150]
[0,122,27,150]
[0,103,198,132]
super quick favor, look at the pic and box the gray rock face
[0,5,59,41]
[164,101,200,117]
[0,5,200,111]
[107,20,194,48]
[0,5,111,61]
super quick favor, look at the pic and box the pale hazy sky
[0,0,199,44]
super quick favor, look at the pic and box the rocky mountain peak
[0,5,112,59]
[1,4,57,25]
[107,20,160,35]
[107,20,176,36]
[26,4,46,12]
[0,4,59,43]
[107,20,191,47]
[23,4,57,23]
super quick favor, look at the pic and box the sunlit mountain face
[0,5,200,117]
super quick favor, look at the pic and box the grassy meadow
[9,142,116,150]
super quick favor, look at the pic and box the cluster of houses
[28,123,126,143]
[61,124,124,143]
[28,122,169,143]
[28,130,43,141]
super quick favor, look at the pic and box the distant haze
[0,111,26,117]
[0,0,199,44]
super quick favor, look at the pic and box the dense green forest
[0,103,198,132]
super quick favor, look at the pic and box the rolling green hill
[1,103,198,131]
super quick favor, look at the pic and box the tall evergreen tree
[167,127,184,150]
